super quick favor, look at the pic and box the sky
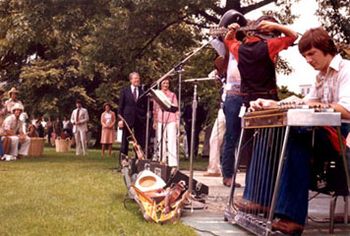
[244,0,322,93]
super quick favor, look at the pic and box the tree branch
[134,16,187,59]
[241,0,277,14]
[197,10,220,24]
[211,5,225,16]
[183,20,209,28]
[225,0,241,12]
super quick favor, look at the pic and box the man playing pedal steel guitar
[245,27,350,234]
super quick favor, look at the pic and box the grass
[0,148,198,236]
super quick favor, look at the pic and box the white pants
[3,136,30,157]
[74,129,87,155]
[157,122,178,167]
[207,108,226,173]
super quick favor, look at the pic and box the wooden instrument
[214,56,228,78]
[118,114,145,160]
[209,25,279,40]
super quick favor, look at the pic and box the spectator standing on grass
[62,116,72,138]
[70,99,89,156]
[100,102,116,158]
[53,117,63,139]
[46,117,53,145]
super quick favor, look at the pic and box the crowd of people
[0,87,78,160]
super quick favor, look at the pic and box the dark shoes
[272,218,304,235]
[234,196,270,214]
[234,196,304,235]
[223,177,241,187]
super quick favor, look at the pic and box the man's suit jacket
[118,86,147,127]
[70,107,89,133]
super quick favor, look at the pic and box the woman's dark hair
[103,102,111,110]
[298,27,337,56]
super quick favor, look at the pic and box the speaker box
[167,170,209,197]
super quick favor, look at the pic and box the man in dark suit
[118,72,147,160]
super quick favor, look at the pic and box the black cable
[188,225,221,236]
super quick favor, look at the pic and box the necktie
[76,108,80,122]
[133,87,137,101]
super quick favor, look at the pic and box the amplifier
[166,170,209,197]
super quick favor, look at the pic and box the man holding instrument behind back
[222,16,297,190]
[248,27,350,234]
[224,16,298,106]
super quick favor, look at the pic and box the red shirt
[225,35,296,63]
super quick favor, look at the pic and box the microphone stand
[176,64,184,162]
[188,83,198,210]
[144,94,151,158]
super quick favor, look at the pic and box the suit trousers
[74,128,87,155]
[157,121,178,167]
[207,108,226,174]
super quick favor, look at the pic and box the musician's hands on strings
[257,20,278,33]
[249,98,278,111]
[225,23,240,40]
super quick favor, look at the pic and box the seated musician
[2,103,31,159]
[240,27,350,234]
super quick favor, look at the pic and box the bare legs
[101,144,113,159]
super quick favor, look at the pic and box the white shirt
[130,85,139,100]
[210,38,241,98]
[62,120,70,129]
[3,114,23,134]
[305,54,350,112]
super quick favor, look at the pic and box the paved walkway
[181,171,350,236]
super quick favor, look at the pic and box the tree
[316,0,350,58]
[3,0,338,142]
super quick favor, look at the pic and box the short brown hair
[298,27,337,56]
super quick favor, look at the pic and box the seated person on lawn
[2,103,30,158]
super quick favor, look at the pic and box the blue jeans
[221,95,242,178]
[0,138,3,156]
[244,126,349,226]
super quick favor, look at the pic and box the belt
[226,90,243,96]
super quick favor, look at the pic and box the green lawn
[0,148,197,236]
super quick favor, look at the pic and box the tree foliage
[316,0,350,58]
[0,0,349,139]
